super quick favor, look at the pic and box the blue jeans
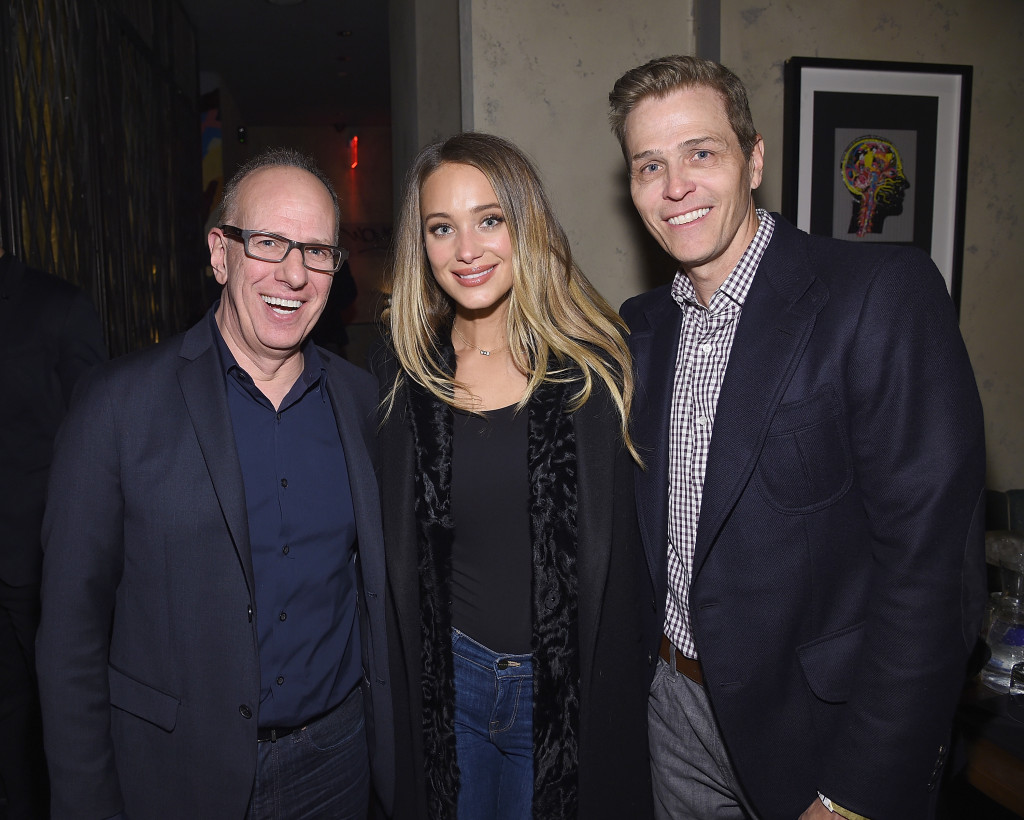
[247,685,369,820]
[451,628,534,820]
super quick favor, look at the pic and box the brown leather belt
[659,634,704,686]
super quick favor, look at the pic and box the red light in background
[349,135,358,169]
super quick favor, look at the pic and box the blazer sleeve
[36,366,127,819]
[55,287,108,407]
[818,247,986,816]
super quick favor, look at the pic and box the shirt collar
[671,209,775,311]
[208,302,327,395]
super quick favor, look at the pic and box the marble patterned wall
[466,0,696,310]
[720,0,1024,488]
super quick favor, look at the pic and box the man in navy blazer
[609,56,986,820]
[37,149,394,819]
[0,244,106,818]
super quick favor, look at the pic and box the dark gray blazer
[37,310,394,819]
[0,253,106,587]
[621,214,986,820]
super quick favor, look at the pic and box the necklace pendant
[480,349,491,356]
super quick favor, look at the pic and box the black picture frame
[782,57,972,311]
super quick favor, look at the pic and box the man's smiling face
[209,165,336,372]
[625,84,764,293]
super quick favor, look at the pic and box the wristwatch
[818,792,871,820]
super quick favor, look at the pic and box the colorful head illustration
[841,135,910,237]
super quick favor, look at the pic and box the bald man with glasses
[37,148,394,820]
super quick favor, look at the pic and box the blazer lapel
[379,390,422,671]
[324,365,382,557]
[693,224,828,576]
[629,295,682,595]
[177,321,255,593]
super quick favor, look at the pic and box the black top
[450,403,532,653]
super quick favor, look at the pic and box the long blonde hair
[384,132,638,460]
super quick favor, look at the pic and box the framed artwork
[782,57,972,310]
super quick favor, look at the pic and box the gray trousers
[648,656,760,820]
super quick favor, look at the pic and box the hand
[798,798,834,820]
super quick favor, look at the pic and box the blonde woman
[371,132,653,820]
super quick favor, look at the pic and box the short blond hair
[609,55,759,163]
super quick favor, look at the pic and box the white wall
[390,0,463,213]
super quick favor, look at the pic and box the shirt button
[280,478,288,488]
[276,676,285,686]
[696,417,707,427]
[276,412,281,422]
[701,343,713,354]
[279,611,287,621]
[282,545,290,555]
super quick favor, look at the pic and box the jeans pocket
[306,690,366,752]
[451,630,495,673]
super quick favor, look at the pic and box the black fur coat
[371,344,655,820]
[408,371,581,819]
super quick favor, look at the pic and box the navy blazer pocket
[109,665,180,732]
[754,386,852,513]
[795,621,865,703]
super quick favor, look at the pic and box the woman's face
[420,162,514,315]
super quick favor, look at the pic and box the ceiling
[176,0,391,129]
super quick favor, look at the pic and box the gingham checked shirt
[664,210,774,659]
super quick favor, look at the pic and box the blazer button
[928,744,948,790]
[239,705,252,720]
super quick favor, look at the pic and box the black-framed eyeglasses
[219,225,348,274]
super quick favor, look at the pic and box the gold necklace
[452,323,507,357]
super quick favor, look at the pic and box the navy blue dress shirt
[213,316,361,727]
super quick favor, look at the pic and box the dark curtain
[0,0,204,357]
